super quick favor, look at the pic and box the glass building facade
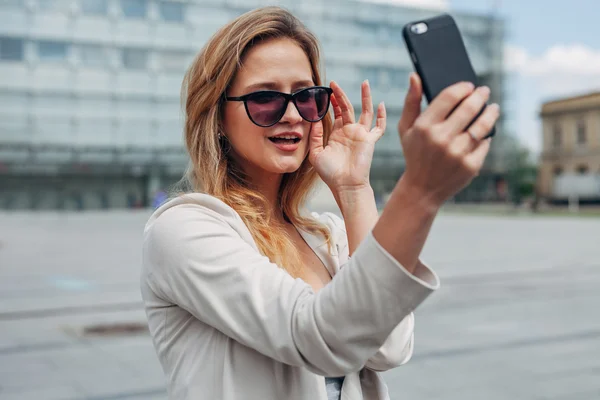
[0,0,506,209]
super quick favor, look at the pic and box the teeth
[272,136,298,140]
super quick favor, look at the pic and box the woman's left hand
[309,80,386,192]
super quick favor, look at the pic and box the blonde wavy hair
[179,6,334,278]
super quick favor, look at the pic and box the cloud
[504,44,529,73]
[505,43,600,98]
[503,43,600,154]
[361,0,449,10]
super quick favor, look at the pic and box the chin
[271,163,302,174]
[268,158,304,174]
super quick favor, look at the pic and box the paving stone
[0,211,598,399]
[0,385,83,400]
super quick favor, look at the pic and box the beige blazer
[140,193,440,400]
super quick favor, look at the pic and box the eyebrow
[243,80,315,93]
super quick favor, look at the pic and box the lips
[267,132,302,152]
[268,132,302,145]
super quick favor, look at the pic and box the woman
[140,6,499,400]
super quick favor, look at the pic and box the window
[116,97,152,117]
[37,0,68,11]
[38,40,68,62]
[390,69,409,90]
[77,97,113,117]
[378,69,390,87]
[577,119,586,145]
[1,0,25,9]
[359,67,408,91]
[81,0,108,15]
[577,165,589,175]
[159,1,184,23]
[360,67,379,87]
[80,45,109,67]
[121,0,147,18]
[157,50,190,71]
[33,93,74,114]
[553,166,563,176]
[464,34,488,55]
[0,92,28,114]
[356,21,379,43]
[0,37,24,61]
[552,123,561,147]
[122,48,148,69]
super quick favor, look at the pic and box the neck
[250,170,286,224]
[229,153,288,224]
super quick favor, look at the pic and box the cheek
[223,103,247,137]
[223,104,266,157]
[225,104,254,143]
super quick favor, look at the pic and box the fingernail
[489,103,500,112]
[479,86,490,96]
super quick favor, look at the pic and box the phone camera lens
[411,23,428,35]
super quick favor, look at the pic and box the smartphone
[402,13,495,138]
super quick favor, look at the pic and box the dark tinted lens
[295,88,330,122]
[246,92,287,126]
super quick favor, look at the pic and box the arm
[327,187,436,372]
[372,178,438,275]
[332,186,379,256]
[143,203,438,378]
[322,80,426,275]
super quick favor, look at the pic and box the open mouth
[268,137,301,144]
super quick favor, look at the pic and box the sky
[365,0,600,156]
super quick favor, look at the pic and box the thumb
[308,120,324,161]
[398,73,423,137]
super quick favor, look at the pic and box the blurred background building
[538,92,600,204]
[0,0,507,210]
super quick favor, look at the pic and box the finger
[372,101,386,140]
[463,137,491,173]
[309,120,324,158]
[330,93,344,131]
[358,80,374,129]
[447,130,474,158]
[398,73,422,137]
[330,81,355,125]
[418,81,475,127]
[464,103,500,141]
[443,86,491,136]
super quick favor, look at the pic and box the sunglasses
[225,86,333,127]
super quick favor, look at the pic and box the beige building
[538,92,600,203]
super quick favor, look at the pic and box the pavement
[0,209,599,400]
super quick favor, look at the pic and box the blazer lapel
[294,225,339,278]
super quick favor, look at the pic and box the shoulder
[142,193,257,263]
[143,192,256,244]
[145,192,242,233]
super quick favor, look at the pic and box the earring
[217,132,222,139]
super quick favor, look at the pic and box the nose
[278,100,303,125]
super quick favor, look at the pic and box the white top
[140,193,440,400]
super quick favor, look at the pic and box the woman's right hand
[397,73,500,208]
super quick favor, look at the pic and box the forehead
[234,38,314,90]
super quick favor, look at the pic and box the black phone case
[402,13,495,137]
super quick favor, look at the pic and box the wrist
[390,176,442,215]
[332,184,374,209]
[332,184,379,256]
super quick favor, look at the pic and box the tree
[507,146,537,205]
